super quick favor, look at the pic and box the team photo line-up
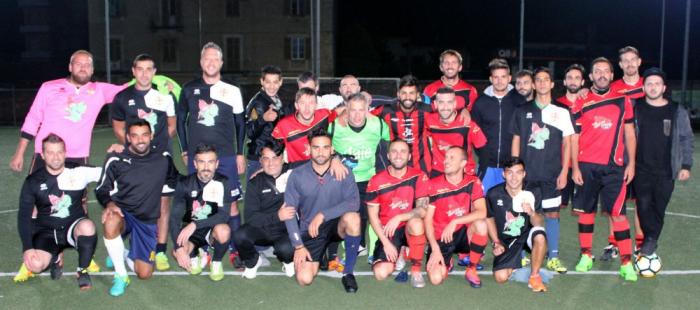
[10,42,693,296]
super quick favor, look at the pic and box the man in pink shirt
[9,50,126,173]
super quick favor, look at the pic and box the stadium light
[681,0,691,107]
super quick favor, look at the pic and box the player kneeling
[17,134,102,290]
[367,140,429,288]
[486,158,548,292]
[425,147,489,288]
[170,144,232,281]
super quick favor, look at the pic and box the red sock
[613,220,632,264]
[578,213,595,255]
[407,234,426,273]
[468,234,487,268]
[635,233,644,248]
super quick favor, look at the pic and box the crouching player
[17,134,102,290]
[425,146,488,288]
[170,144,232,281]
[486,158,548,292]
[367,139,429,288]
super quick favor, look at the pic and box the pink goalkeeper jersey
[20,78,126,157]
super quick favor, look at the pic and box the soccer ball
[635,253,662,277]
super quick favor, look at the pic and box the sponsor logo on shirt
[64,101,87,123]
[197,100,219,127]
[389,199,409,210]
[528,123,550,150]
[592,116,613,130]
[262,189,272,194]
[503,211,525,237]
[446,206,466,217]
[49,193,72,218]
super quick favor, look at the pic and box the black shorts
[492,226,545,271]
[302,218,344,262]
[573,163,627,216]
[33,217,86,256]
[189,227,214,248]
[427,226,470,265]
[561,168,574,206]
[372,225,408,264]
[527,180,561,213]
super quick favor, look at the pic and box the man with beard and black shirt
[96,120,178,296]
[178,42,245,268]
[111,53,177,271]
[17,134,102,290]
[556,64,586,212]
[170,144,232,281]
[233,142,295,279]
[472,58,527,192]
[633,68,693,258]
[515,70,535,102]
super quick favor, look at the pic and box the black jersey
[177,78,245,157]
[169,173,233,247]
[243,166,292,229]
[245,91,294,161]
[486,184,542,243]
[95,147,179,223]
[18,162,102,251]
[510,101,575,181]
[111,85,176,150]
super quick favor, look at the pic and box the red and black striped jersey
[425,113,487,175]
[423,79,479,111]
[366,168,429,227]
[556,95,575,110]
[375,104,432,173]
[427,175,484,237]
[272,109,336,163]
[611,77,644,100]
[572,89,633,166]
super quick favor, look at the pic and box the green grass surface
[1,126,699,309]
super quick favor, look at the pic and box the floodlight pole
[659,0,665,70]
[681,0,691,106]
[105,0,111,83]
[518,0,524,71]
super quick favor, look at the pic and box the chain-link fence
[2,79,699,126]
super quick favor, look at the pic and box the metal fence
[1,79,698,126]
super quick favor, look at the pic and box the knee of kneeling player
[406,218,425,235]
[494,270,510,284]
[472,219,488,234]
[533,231,547,245]
[75,220,96,236]
[373,263,392,280]
[428,270,444,285]
[296,271,314,286]
[213,224,231,242]
[136,269,153,280]
[341,213,361,233]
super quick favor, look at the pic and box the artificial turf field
[1,126,699,309]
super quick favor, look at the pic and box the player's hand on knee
[384,243,398,262]
[293,246,311,270]
[174,247,191,272]
[492,242,504,256]
[383,217,401,238]
[177,223,196,247]
[309,213,324,238]
[440,222,456,243]
[102,204,123,223]
[427,251,444,271]
[22,249,39,269]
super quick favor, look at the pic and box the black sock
[76,235,97,270]
[156,243,167,254]
[228,216,241,252]
[213,241,228,262]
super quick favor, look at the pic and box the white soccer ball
[635,253,662,277]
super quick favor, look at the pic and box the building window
[286,0,309,16]
[162,38,177,64]
[226,0,239,17]
[287,36,307,60]
[109,38,123,71]
[224,36,242,71]
[109,0,125,18]
[161,0,181,26]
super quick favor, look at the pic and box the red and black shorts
[573,163,627,216]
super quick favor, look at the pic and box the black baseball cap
[643,67,666,83]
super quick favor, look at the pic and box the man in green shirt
[330,93,390,261]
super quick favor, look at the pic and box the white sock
[124,250,135,272]
[104,236,128,277]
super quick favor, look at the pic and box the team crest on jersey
[191,200,213,220]
[592,116,613,130]
[64,101,87,122]
[197,99,219,127]
[528,123,550,150]
[526,112,533,119]
[49,193,72,218]
[40,183,48,191]
[128,99,135,106]
[194,89,201,95]
[138,109,158,133]
[190,190,198,198]
[503,211,525,237]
